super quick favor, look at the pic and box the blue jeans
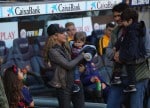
[99,66,113,85]
[107,76,149,108]
[74,67,80,81]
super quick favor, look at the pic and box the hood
[127,21,146,37]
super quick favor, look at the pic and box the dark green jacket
[0,77,9,108]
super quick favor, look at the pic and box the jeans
[107,76,149,108]
[99,66,113,85]
[74,67,80,81]
[56,83,85,108]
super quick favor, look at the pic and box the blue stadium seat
[33,36,54,85]
[12,38,44,86]
[0,40,9,64]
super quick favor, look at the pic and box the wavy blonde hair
[43,35,71,66]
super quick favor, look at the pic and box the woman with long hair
[43,24,96,108]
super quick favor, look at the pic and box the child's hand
[0,57,3,64]
[90,76,98,83]
[113,47,116,52]
[102,83,107,89]
[79,64,85,73]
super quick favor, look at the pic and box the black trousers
[56,83,85,108]
[113,62,136,85]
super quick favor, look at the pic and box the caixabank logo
[7,7,14,16]
[47,2,86,14]
[2,5,46,18]
[87,0,122,11]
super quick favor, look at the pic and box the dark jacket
[48,44,84,88]
[117,22,146,62]
[106,24,150,81]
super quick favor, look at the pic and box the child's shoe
[123,85,137,93]
[72,84,80,93]
[111,77,122,85]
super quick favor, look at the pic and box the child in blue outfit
[111,8,146,92]
[80,58,110,103]
[71,31,97,92]
[71,32,109,103]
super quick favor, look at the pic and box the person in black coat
[111,8,146,92]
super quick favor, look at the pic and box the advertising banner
[18,20,45,38]
[2,4,46,18]
[0,22,18,48]
[86,0,122,10]
[47,1,86,14]
[47,17,93,36]
[130,0,150,6]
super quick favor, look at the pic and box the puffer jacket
[48,44,84,88]
[106,25,150,82]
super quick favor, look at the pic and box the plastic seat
[0,40,12,76]
[34,36,48,68]
[12,38,44,86]
[33,36,54,85]
[0,40,9,64]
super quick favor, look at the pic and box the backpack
[137,21,150,69]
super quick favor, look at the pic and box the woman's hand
[90,76,98,83]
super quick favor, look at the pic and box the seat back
[34,36,47,57]
[13,38,34,61]
[0,40,9,64]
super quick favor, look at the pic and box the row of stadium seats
[0,36,55,96]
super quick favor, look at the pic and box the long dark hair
[3,66,23,108]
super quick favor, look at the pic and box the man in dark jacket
[111,8,147,92]
[106,3,150,108]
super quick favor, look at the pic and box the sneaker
[111,78,122,85]
[72,84,80,93]
[123,85,137,93]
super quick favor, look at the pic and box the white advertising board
[131,0,149,5]
[2,4,46,18]
[47,1,86,14]
[0,22,18,48]
[47,17,93,36]
[86,0,122,10]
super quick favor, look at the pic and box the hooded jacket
[118,21,146,62]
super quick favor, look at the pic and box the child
[3,65,34,108]
[111,8,146,92]
[71,31,87,92]
[80,59,110,103]
[71,32,97,92]
[71,31,109,101]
